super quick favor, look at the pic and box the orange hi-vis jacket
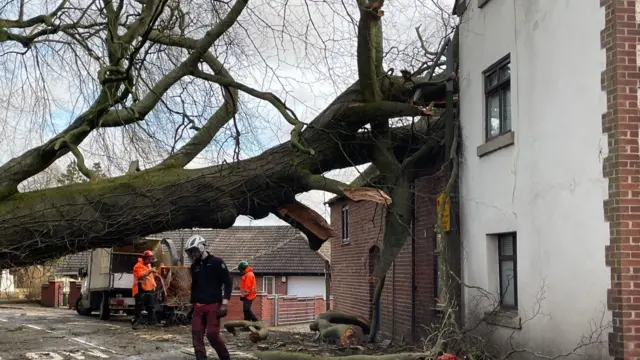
[132,258,157,296]
[240,266,257,301]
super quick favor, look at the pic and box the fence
[273,295,324,326]
[227,293,333,327]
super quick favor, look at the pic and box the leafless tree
[0,0,456,307]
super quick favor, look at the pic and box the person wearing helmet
[238,261,258,322]
[132,250,158,329]
[184,235,232,360]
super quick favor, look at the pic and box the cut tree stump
[309,311,373,346]
[224,320,269,343]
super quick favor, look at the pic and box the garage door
[287,276,326,298]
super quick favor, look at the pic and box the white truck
[74,239,179,320]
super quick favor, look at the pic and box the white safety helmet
[185,234,206,253]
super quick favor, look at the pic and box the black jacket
[190,253,232,304]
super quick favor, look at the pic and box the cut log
[309,318,364,346]
[311,311,371,335]
[251,351,427,360]
[224,320,269,342]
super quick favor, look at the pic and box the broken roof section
[325,164,381,205]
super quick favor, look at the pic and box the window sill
[484,310,522,330]
[477,131,515,157]
[341,239,351,246]
[478,0,492,8]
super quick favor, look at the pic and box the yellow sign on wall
[436,192,451,232]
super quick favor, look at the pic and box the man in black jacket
[184,235,232,360]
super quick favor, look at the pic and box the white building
[455,0,616,357]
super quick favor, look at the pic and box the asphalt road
[0,305,254,360]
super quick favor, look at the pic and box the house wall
[458,0,609,357]
[329,171,445,342]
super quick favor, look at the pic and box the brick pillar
[68,281,82,309]
[601,0,640,359]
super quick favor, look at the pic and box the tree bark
[251,352,427,360]
[0,79,446,268]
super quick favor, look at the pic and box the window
[341,205,349,244]
[484,55,511,141]
[263,276,275,295]
[498,233,517,309]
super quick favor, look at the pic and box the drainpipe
[392,259,396,340]
[410,181,417,342]
[324,260,331,311]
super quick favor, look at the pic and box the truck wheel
[75,298,92,316]
[99,292,110,320]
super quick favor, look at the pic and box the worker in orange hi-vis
[132,250,158,329]
[238,261,259,322]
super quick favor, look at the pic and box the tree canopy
[0,0,456,269]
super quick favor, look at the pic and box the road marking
[61,349,109,359]
[0,318,7,321]
[25,324,54,333]
[16,322,116,357]
[59,351,85,359]
[26,349,109,359]
[70,338,116,354]
[26,353,63,360]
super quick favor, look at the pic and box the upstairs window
[341,205,349,244]
[484,55,511,141]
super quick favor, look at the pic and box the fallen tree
[249,352,427,360]
[0,0,451,270]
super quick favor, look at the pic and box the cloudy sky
[0,0,454,227]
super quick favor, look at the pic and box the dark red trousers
[191,303,230,360]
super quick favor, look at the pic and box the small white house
[455,0,621,357]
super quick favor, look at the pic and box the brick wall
[40,281,63,308]
[68,281,82,309]
[601,1,640,359]
[329,169,445,342]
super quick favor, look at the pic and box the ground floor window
[498,233,517,309]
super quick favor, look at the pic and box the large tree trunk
[0,79,446,268]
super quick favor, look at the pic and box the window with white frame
[484,55,511,141]
[498,233,517,310]
[263,276,275,295]
[341,205,350,244]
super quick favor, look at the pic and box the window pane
[264,277,274,294]
[501,87,511,132]
[487,94,500,138]
[500,260,516,306]
[486,72,498,88]
[499,234,514,256]
[499,63,511,80]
